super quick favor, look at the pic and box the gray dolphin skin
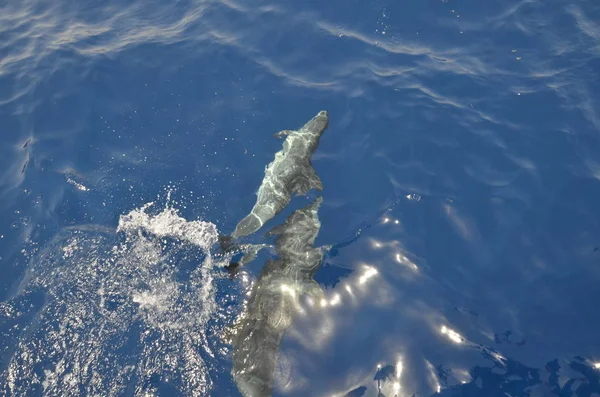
[231,111,329,239]
[230,197,325,397]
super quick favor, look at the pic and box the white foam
[117,202,218,249]
[4,198,225,396]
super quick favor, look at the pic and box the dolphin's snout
[307,110,328,133]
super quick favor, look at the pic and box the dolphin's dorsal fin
[318,245,332,255]
[291,164,323,196]
[273,129,293,139]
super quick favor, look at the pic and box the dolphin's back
[231,261,294,397]
[230,198,324,397]
[230,111,328,238]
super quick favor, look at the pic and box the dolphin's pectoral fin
[266,224,285,237]
[273,129,293,139]
[238,243,269,266]
[239,251,257,266]
[292,165,323,196]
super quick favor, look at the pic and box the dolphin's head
[302,110,329,137]
[269,197,323,255]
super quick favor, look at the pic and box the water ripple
[1,0,600,395]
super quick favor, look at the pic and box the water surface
[1,0,600,396]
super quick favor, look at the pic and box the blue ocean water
[1,0,600,396]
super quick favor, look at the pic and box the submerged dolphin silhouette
[230,197,325,397]
[230,111,328,240]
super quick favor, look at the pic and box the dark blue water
[2,0,600,396]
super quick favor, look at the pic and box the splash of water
[0,201,227,396]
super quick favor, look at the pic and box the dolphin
[224,243,273,276]
[228,110,329,241]
[230,197,325,397]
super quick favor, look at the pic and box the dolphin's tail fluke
[225,262,241,277]
[219,234,236,253]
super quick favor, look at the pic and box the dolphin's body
[230,197,325,397]
[230,111,328,239]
